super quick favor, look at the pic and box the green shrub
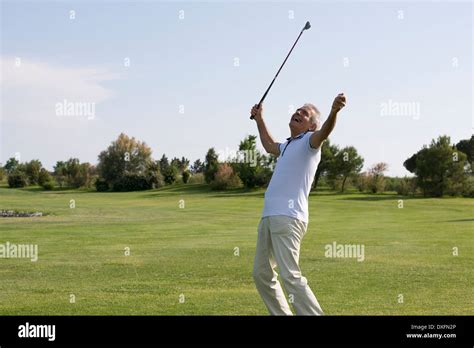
[25,160,42,185]
[41,181,55,190]
[8,171,28,188]
[395,177,416,196]
[182,170,191,184]
[148,170,165,188]
[112,174,152,191]
[462,176,474,198]
[95,178,109,192]
[187,173,205,184]
[38,168,53,187]
[162,165,178,185]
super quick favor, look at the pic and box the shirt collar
[286,131,309,141]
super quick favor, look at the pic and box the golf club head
[304,21,311,30]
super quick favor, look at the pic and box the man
[251,93,346,315]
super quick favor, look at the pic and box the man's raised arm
[251,104,280,156]
[310,93,346,149]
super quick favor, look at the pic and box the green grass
[0,183,472,315]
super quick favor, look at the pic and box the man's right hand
[251,104,263,121]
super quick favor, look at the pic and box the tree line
[0,133,472,197]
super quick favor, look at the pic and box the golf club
[250,21,311,120]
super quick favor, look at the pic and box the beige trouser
[253,215,324,315]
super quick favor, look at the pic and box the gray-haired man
[251,93,346,315]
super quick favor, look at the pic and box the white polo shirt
[262,131,321,223]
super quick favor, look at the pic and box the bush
[328,176,354,192]
[462,176,474,198]
[41,181,55,190]
[369,176,385,193]
[182,170,190,184]
[8,171,28,188]
[162,165,178,185]
[445,176,467,197]
[395,177,417,196]
[204,148,219,184]
[0,167,5,181]
[25,160,42,185]
[384,177,397,192]
[210,163,242,190]
[38,168,53,187]
[356,173,370,192]
[187,173,205,184]
[95,178,109,192]
[112,174,153,192]
[148,170,165,189]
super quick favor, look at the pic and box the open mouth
[292,116,301,123]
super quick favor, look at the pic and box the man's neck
[290,130,305,139]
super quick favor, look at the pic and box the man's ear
[308,124,317,131]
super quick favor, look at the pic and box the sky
[1,0,472,176]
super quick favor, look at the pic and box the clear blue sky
[1,0,472,176]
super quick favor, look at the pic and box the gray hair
[303,103,321,130]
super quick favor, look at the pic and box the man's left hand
[331,93,346,113]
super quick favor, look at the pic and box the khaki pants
[253,215,324,315]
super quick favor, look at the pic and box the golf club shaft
[250,26,308,120]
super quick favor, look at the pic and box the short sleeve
[305,132,317,151]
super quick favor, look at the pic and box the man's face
[289,106,316,135]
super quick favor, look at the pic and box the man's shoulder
[303,131,322,152]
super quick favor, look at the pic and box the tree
[159,155,178,185]
[53,161,68,188]
[38,168,53,187]
[404,135,469,196]
[313,139,339,190]
[159,154,170,174]
[0,166,5,181]
[71,161,93,188]
[456,136,473,167]
[38,169,54,190]
[170,157,191,182]
[97,133,153,189]
[204,148,219,184]
[24,160,43,185]
[403,153,417,173]
[145,160,165,188]
[64,158,81,188]
[175,157,190,174]
[170,157,180,171]
[327,146,364,192]
[191,159,204,174]
[162,163,178,185]
[368,162,388,193]
[182,170,191,184]
[232,135,273,189]
[53,158,93,188]
[4,157,19,174]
